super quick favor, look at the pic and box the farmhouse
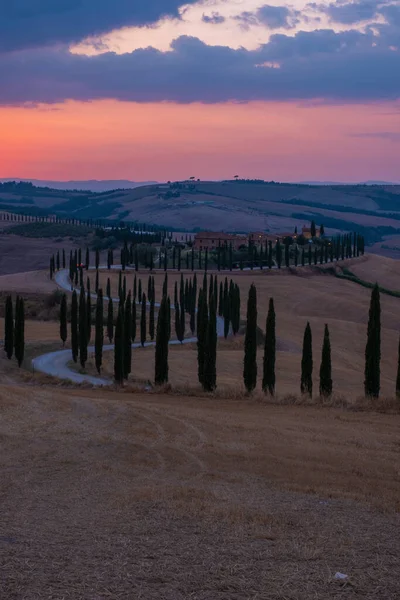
[193,232,247,251]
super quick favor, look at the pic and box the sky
[0,0,399,183]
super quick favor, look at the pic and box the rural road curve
[32,268,225,386]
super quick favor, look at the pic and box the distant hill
[2,179,400,248]
[0,179,158,192]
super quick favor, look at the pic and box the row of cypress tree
[241,285,332,397]
[4,295,25,366]
[53,230,366,282]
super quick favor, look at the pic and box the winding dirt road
[32,268,224,385]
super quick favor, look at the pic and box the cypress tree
[62,248,66,269]
[162,273,168,297]
[107,297,114,343]
[107,249,111,270]
[86,280,92,343]
[205,248,208,272]
[276,240,282,269]
[396,335,400,398]
[85,247,90,270]
[294,245,298,267]
[118,271,122,299]
[95,248,100,270]
[172,246,176,269]
[95,269,99,293]
[197,289,208,386]
[131,296,137,344]
[79,286,87,368]
[14,297,25,367]
[155,295,169,385]
[268,241,273,269]
[308,244,312,265]
[60,293,67,346]
[133,274,137,302]
[243,284,257,393]
[262,298,276,395]
[364,284,381,398]
[4,295,14,359]
[71,290,79,363]
[56,250,60,271]
[124,292,132,378]
[301,247,305,266]
[138,279,142,303]
[218,281,224,317]
[223,278,230,338]
[140,293,147,347]
[114,305,124,384]
[301,322,313,396]
[95,289,104,374]
[319,324,332,397]
[175,301,182,342]
[149,291,155,341]
[203,294,217,391]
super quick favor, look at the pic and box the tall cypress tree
[124,292,132,378]
[276,240,282,269]
[86,281,92,343]
[79,286,87,368]
[396,335,400,398]
[284,242,290,268]
[14,297,25,367]
[133,274,137,302]
[218,281,224,317]
[223,278,230,338]
[95,269,99,294]
[203,294,217,391]
[85,247,90,270]
[95,289,104,374]
[197,290,208,386]
[364,284,381,398]
[243,284,257,393]
[149,290,155,341]
[62,248,66,269]
[262,298,276,395]
[60,293,67,346]
[175,301,182,342]
[140,293,147,347]
[268,241,273,269]
[107,297,114,343]
[301,322,313,396]
[155,295,169,385]
[114,305,124,384]
[138,279,142,303]
[319,324,332,397]
[4,294,14,360]
[71,290,79,363]
[131,296,137,343]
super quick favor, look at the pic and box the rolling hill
[2,179,400,250]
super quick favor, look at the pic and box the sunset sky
[1,0,399,182]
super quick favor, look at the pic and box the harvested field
[0,385,399,599]
[349,253,400,291]
[0,234,79,275]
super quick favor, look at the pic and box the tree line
[49,231,366,285]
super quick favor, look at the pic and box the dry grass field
[89,255,400,397]
[0,384,399,599]
[350,253,400,291]
[1,254,400,598]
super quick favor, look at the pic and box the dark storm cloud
[0,28,398,106]
[201,12,226,25]
[235,4,301,30]
[0,0,197,52]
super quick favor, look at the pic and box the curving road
[32,268,224,386]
